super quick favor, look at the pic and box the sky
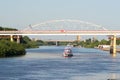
[0,0,120,29]
[0,0,120,40]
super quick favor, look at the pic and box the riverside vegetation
[0,36,39,57]
[0,40,26,57]
[0,26,39,57]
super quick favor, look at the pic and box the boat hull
[63,53,73,57]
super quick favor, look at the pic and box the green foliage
[58,42,70,45]
[73,39,110,48]
[0,26,17,31]
[21,36,31,44]
[117,40,120,45]
[0,40,26,57]
[36,40,45,45]
[21,36,39,48]
[100,39,109,45]
[44,42,56,45]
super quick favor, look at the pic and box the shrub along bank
[0,40,26,57]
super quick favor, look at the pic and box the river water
[0,46,120,80]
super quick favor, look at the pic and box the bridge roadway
[0,30,120,35]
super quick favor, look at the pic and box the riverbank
[100,48,120,53]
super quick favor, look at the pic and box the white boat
[63,47,73,57]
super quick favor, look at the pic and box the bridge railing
[0,30,120,35]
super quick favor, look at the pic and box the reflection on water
[0,46,120,80]
[71,73,120,80]
[24,53,62,59]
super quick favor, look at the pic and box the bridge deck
[0,30,120,35]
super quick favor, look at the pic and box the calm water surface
[0,46,120,80]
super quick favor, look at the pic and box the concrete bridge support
[10,35,21,43]
[17,35,20,44]
[10,35,14,42]
[56,41,58,46]
[92,36,97,42]
[77,35,80,42]
[110,35,116,57]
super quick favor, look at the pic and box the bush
[0,40,26,57]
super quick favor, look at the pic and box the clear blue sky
[0,0,120,30]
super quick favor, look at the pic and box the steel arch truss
[24,19,107,31]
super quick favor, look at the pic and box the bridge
[0,30,120,35]
[0,19,119,57]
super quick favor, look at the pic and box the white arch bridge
[0,19,120,35]
[0,19,120,56]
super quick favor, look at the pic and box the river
[0,46,120,80]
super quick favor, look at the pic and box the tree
[100,39,109,45]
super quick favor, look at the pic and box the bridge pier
[10,35,14,42]
[56,41,58,46]
[110,35,117,57]
[10,35,21,43]
[17,35,20,43]
[92,36,97,42]
[77,35,80,42]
